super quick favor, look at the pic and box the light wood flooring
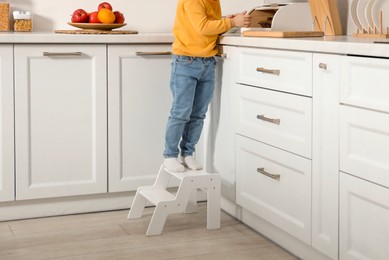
[0,203,298,259]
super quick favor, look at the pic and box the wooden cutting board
[242,30,324,38]
[308,0,342,35]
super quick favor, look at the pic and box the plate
[351,0,363,30]
[357,0,370,31]
[365,0,376,30]
[372,0,389,33]
[68,22,126,31]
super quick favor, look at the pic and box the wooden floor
[0,203,298,259]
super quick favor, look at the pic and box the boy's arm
[184,0,232,35]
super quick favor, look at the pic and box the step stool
[128,164,221,236]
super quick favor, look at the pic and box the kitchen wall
[9,0,350,34]
[9,0,262,32]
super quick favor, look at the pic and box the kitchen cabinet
[338,55,389,260]
[311,54,340,260]
[234,47,313,243]
[202,46,237,201]
[340,173,389,260]
[0,45,14,202]
[108,45,172,192]
[236,134,312,243]
[14,44,107,200]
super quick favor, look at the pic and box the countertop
[1,31,389,58]
[219,33,389,58]
[0,32,175,44]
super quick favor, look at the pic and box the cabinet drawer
[340,105,389,188]
[236,47,312,96]
[340,173,389,260]
[236,135,311,243]
[235,84,312,158]
[340,55,389,113]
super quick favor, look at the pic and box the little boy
[163,0,251,172]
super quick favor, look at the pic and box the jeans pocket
[175,55,193,65]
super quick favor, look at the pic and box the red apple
[113,11,125,24]
[71,9,89,23]
[98,2,113,11]
[89,11,100,23]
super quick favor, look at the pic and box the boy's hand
[230,11,251,28]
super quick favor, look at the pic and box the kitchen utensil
[372,0,389,33]
[365,0,376,31]
[242,30,324,38]
[308,0,343,35]
[357,0,370,31]
[351,0,363,31]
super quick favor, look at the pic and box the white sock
[184,156,203,170]
[178,154,185,164]
[164,158,185,172]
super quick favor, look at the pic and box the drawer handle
[256,67,280,76]
[216,53,227,58]
[257,168,280,181]
[43,52,82,56]
[257,114,281,125]
[136,51,172,56]
[319,63,327,70]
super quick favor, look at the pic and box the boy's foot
[183,156,203,170]
[164,158,185,172]
[178,154,185,164]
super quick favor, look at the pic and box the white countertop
[0,32,174,44]
[1,31,389,58]
[219,34,389,58]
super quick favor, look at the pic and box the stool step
[128,164,221,236]
[139,188,175,205]
[164,168,210,181]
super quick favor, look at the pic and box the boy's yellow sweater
[172,0,232,57]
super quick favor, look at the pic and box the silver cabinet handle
[257,168,280,181]
[136,51,172,56]
[43,52,82,56]
[257,114,281,125]
[256,67,280,76]
[319,63,327,70]
[216,53,227,58]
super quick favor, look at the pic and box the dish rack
[353,10,389,38]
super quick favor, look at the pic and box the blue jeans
[163,55,216,158]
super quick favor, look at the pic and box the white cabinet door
[14,44,107,200]
[236,135,312,243]
[108,45,172,192]
[312,54,340,260]
[0,45,14,202]
[340,173,389,260]
[202,46,237,201]
[340,105,389,189]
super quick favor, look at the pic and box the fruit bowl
[68,22,126,31]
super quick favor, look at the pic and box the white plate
[365,0,376,30]
[357,0,370,31]
[372,0,389,33]
[351,0,363,31]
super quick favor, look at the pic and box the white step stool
[128,164,221,236]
